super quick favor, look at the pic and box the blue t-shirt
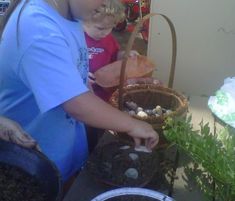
[0,0,89,181]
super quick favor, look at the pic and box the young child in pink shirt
[84,0,138,102]
[83,0,139,152]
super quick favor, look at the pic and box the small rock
[155,113,160,118]
[129,153,139,161]
[155,105,162,115]
[124,168,139,179]
[137,111,148,118]
[145,109,153,115]
[152,108,157,114]
[120,145,130,150]
[166,110,173,115]
[136,107,143,113]
[134,145,152,153]
[128,110,136,116]
[155,105,161,109]
[125,101,138,110]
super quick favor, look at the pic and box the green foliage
[163,116,235,200]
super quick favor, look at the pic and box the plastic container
[91,187,174,201]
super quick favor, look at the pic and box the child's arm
[63,91,159,150]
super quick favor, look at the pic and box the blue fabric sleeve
[19,34,89,113]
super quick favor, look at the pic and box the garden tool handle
[118,13,177,110]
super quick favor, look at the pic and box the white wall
[148,0,235,96]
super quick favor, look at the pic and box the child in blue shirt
[0,0,159,183]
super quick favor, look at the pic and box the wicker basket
[110,84,188,129]
[109,13,189,147]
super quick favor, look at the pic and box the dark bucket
[0,139,62,201]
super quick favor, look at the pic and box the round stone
[124,168,139,179]
[129,153,139,161]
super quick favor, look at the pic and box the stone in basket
[94,55,155,88]
[109,13,189,148]
[110,85,188,127]
[110,84,188,147]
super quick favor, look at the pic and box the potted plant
[163,116,235,201]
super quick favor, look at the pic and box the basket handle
[118,13,177,110]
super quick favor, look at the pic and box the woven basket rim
[110,84,189,124]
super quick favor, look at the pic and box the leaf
[163,115,235,200]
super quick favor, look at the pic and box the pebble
[155,105,163,115]
[129,153,139,161]
[134,145,152,153]
[152,108,157,114]
[124,101,174,118]
[155,113,160,118]
[128,110,136,116]
[166,110,173,115]
[120,145,130,150]
[137,111,148,117]
[124,168,139,179]
[145,109,153,115]
[136,107,144,113]
[125,101,138,111]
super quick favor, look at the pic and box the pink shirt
[85,33,120,101]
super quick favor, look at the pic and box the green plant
[163,116,235,201]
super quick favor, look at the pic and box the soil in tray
[0,162,47,201]
[106,195,161,201]
[87,141,160,187]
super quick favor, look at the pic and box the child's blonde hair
[90,0,125,24]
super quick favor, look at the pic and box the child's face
[84,17,116,40]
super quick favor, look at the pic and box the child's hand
[87,72,96,92]
[127,119,159,150]
[0,116,41,151]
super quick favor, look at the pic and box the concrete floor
[172,95,213,201]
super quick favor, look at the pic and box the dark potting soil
[105,195,160,201]
[87,141,160,187]
[0,162,47,201]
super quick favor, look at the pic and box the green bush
[163,116,235,201]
